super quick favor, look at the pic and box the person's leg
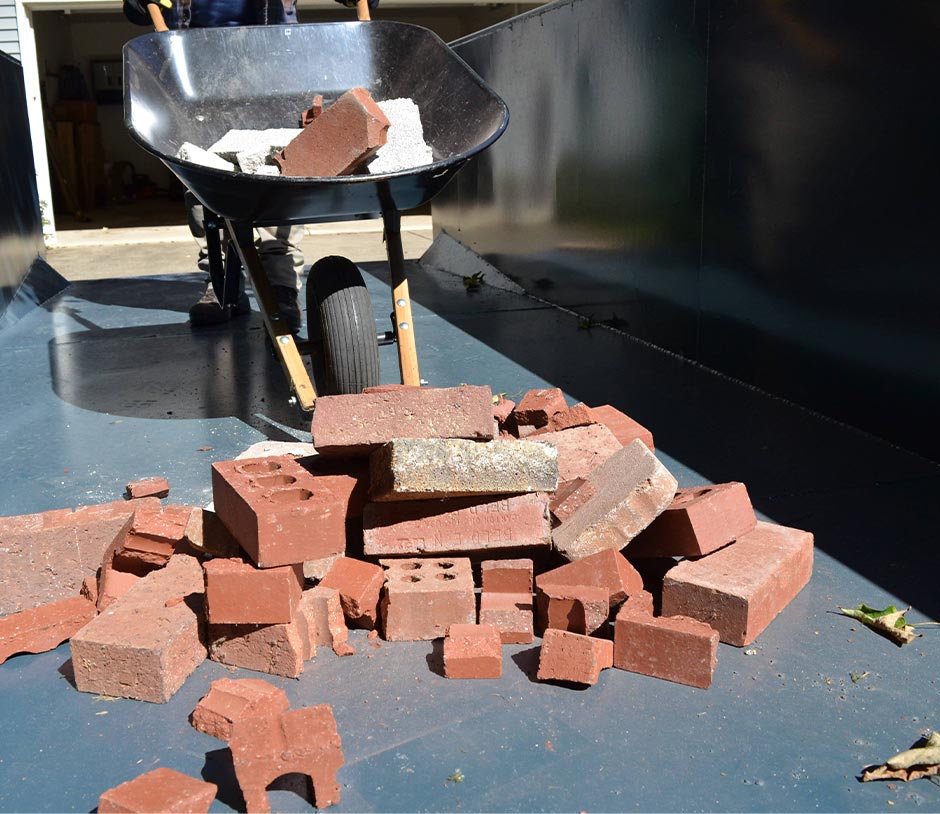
[256,224,305,333]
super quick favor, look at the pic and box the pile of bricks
[0,382,814,811]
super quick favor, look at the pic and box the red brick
[300,93,324,127]
[537,629,613,685]
[97,567,141,612]
[628,482,756,558]
[613,605,718,688]
[124,477,170,500]
[379,557,475,641]
[443,623,502,678]
[319,556,386,629]
[361,384,422,394]
[549,478,597,525]
[275,87,389,177]
[0,596,96,664]
[0,500,152,616]
[204,558,304,625]
[534,424,623,482]
[311,385,495,456]
[492,396,515,426]
[536,548,644,607]
[553,440,678,561]
[230,705,344,813]
[212,455,365,568]
[535,583,609,635]
[183,507,243,560]
[363,494,551,557]
[70,555,206,703]
[513,388,568,428]
[480,558,533,594]
[108,505,195,574]
[298,585,349,656]
[620,590,655,616]
[590,404,655,451]
[191,677,290,741]
[98,767,216,814]
[207,614,311,678]
[539,402,596,433]
[478,592,533,644]
[661,521,814,646]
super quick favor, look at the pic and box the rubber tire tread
[307,255,380,395]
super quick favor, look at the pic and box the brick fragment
[661,521,814,646]
[80,575,99,605]
[552,440,678,561]
[550,477,598,525]
[230,705,344,813]
[537,629,613,686]
[70,555,206,703]
[590,404,654,451]
[513,388,568,428]
[311,385,495,456]
[300,93,324,127]
[480,558,533,594]
[492,396,515,426]
[380,557,475,641]
[613,605,718,688]
[535,583,609,635]
[478,592,533,644]
[183,507,243,559]
[628,482,756,558]
[207,614,310,678]
[298,585,349,656]
[363,493,551,556]
[97,567,141,612]
[110,505,194,573]
[98,767,216,814]
[534,424,623,482]
[370,438,558,501]
[539,402,596,433]
[124,477,170,500]
[191,677,290,741]
[319,557,386,629]
[204,558,304,625]
[536,548,644,607]
[0,596,96,665]
[621,589,655,616]
[212,455,366,567]
[443,623,502,678]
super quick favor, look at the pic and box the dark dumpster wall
[0,52,66,330]
[432,0,940,461]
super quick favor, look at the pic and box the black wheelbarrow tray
[123,21,509,409]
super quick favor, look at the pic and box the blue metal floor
[1,260,938,812]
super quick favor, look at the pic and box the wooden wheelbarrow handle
[356,0,371,21]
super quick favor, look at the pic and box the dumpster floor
[1,252,938,813]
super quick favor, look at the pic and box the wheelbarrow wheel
[306,255,380,395]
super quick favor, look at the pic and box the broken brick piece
[478,592,534,644]
[492,396,515,426]
[537,629,613,686]
[298,585,349,655]
[480,558,534,594]
[363,493,551,556]
[513,388,568,428]
[539,402,597,433]
[311,385,495,456]
[212,455,365,568]
[379,557,475,641]
[124,477,170,500]
[300,93,324,127]
[70,555,206,703]
[370,438,558,501]
[191,677,290,741]
[535,583,609,636]
[97,567,141,612]
[275,87,389,177]
[319,557,386,629]
[230,705,344,813]
[628,482,756,558]
[621,590,655,617]
[552,440,678,561]
[0,596,96,665]
[613,605,718,689]
[204,558,304,625]
[207,614,310,678]
[661,520,814,646]
[534,424,623,482]
[108,505,195,574]
[183,507,244,560]
[98,767,216,814]
[536,548,644,607]
[443,623,502,678]
[549,478,597,525]
[590,404,655,451]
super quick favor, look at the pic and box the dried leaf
[837,604,921,647]
[862,732,940,782]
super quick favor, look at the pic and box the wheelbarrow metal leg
[224,219,318,411]
[382,207,420,386]
[204,209,241,307]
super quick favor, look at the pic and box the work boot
[188,281,251,326]
[274,285,302,334]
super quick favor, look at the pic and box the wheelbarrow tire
[306,255,380,395]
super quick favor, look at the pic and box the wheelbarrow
[123,15,508,409]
